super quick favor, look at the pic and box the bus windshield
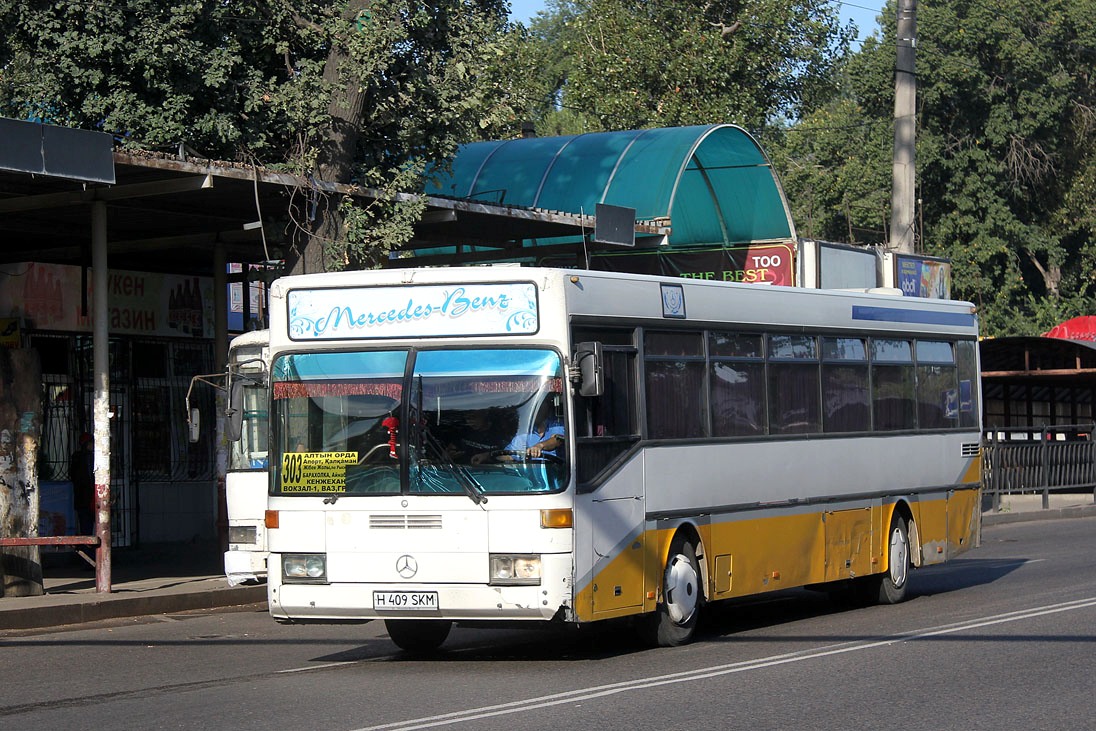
[270,348,568,497]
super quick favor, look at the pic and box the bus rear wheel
[385,619,452,653]
[878,515,911,604]
[855,514,911,606]
[644,537,702,647]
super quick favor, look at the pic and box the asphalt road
[2,518,1094,731]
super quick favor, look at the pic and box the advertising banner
[0,262,214,337]
[895,255,951,299]
[590,243,795,286]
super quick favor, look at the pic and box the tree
[0,0,516,270]
[512,0,853,134]
[287,0,518,272]
[501,0,597,136]
[767,100,894,244]
[776,0,1096,336]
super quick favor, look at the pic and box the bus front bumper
[224,548,268,585]
[268,556,573,623]
[270,582,572,622]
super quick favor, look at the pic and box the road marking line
[278,662,357,674]
[353,596,1096,731]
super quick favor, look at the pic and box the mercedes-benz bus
[262,267,981,650]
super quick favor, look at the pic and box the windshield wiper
[420,426,488,506]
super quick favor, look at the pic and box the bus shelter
[414,125,799,285]
[980,335,1096,507]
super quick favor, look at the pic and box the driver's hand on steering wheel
[526,433,561,459]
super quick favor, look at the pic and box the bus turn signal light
[540,509,573,529]
[265,510,279,529]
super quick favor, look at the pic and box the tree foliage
[0,0,515,270]
[776,0,1096,335]
[4,0,1094,333]
[767,101,893,244]
[511,0,853,134]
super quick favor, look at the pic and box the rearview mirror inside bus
[225,380,245,442]
[575,341,604,398]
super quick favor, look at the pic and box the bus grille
[961,443,980,457]
[369,514,444,530]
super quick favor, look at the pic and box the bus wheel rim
[889,526,908,588]
[665,553,698,624]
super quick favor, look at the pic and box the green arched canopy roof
[424,124,795,246]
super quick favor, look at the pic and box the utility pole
[890,0,917,253]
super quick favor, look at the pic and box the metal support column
[91,199,112,593]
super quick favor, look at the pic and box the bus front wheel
[385,619,452,653]
[645,537,702,647]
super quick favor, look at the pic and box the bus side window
[572,329,636,436]
[590,349,637,437]
[572,327,640,485]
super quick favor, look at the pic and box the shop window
[133,341,167,379]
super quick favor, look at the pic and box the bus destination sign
[280,451,358,493]
[287,282,539,340]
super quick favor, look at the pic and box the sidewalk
[2,493,1095,633]
[981,491,1096,526]
[0,541,266,633]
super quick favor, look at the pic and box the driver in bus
[496,398,564,462]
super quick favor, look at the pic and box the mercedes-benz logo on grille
[395,554,418,579]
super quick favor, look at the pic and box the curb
[982,503,1096,527]
[0,584,267,632]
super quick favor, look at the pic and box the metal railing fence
[982,424,1096,510]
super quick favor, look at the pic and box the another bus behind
[223,329,270,585]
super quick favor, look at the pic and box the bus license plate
[373,591,439,611]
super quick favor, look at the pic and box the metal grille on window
[35,333,215,548]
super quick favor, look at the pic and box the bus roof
[269,266,978,342]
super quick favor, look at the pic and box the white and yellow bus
[263,267,982,650]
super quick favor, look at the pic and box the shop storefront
[0,262,218,548]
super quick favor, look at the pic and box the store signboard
[592,243,795,286]
[0,262,214,337]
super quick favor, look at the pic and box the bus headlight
[282,553,327,583]
[229,525,257,545]
[489,554,541,586]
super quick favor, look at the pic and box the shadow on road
[345,557,1032,662]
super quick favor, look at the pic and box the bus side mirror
[575,341,604,398]
[188,408,201,443]
[225,380,245,442]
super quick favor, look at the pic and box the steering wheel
[494,449,564,464]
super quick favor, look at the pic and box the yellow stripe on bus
[573,488,979,624]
